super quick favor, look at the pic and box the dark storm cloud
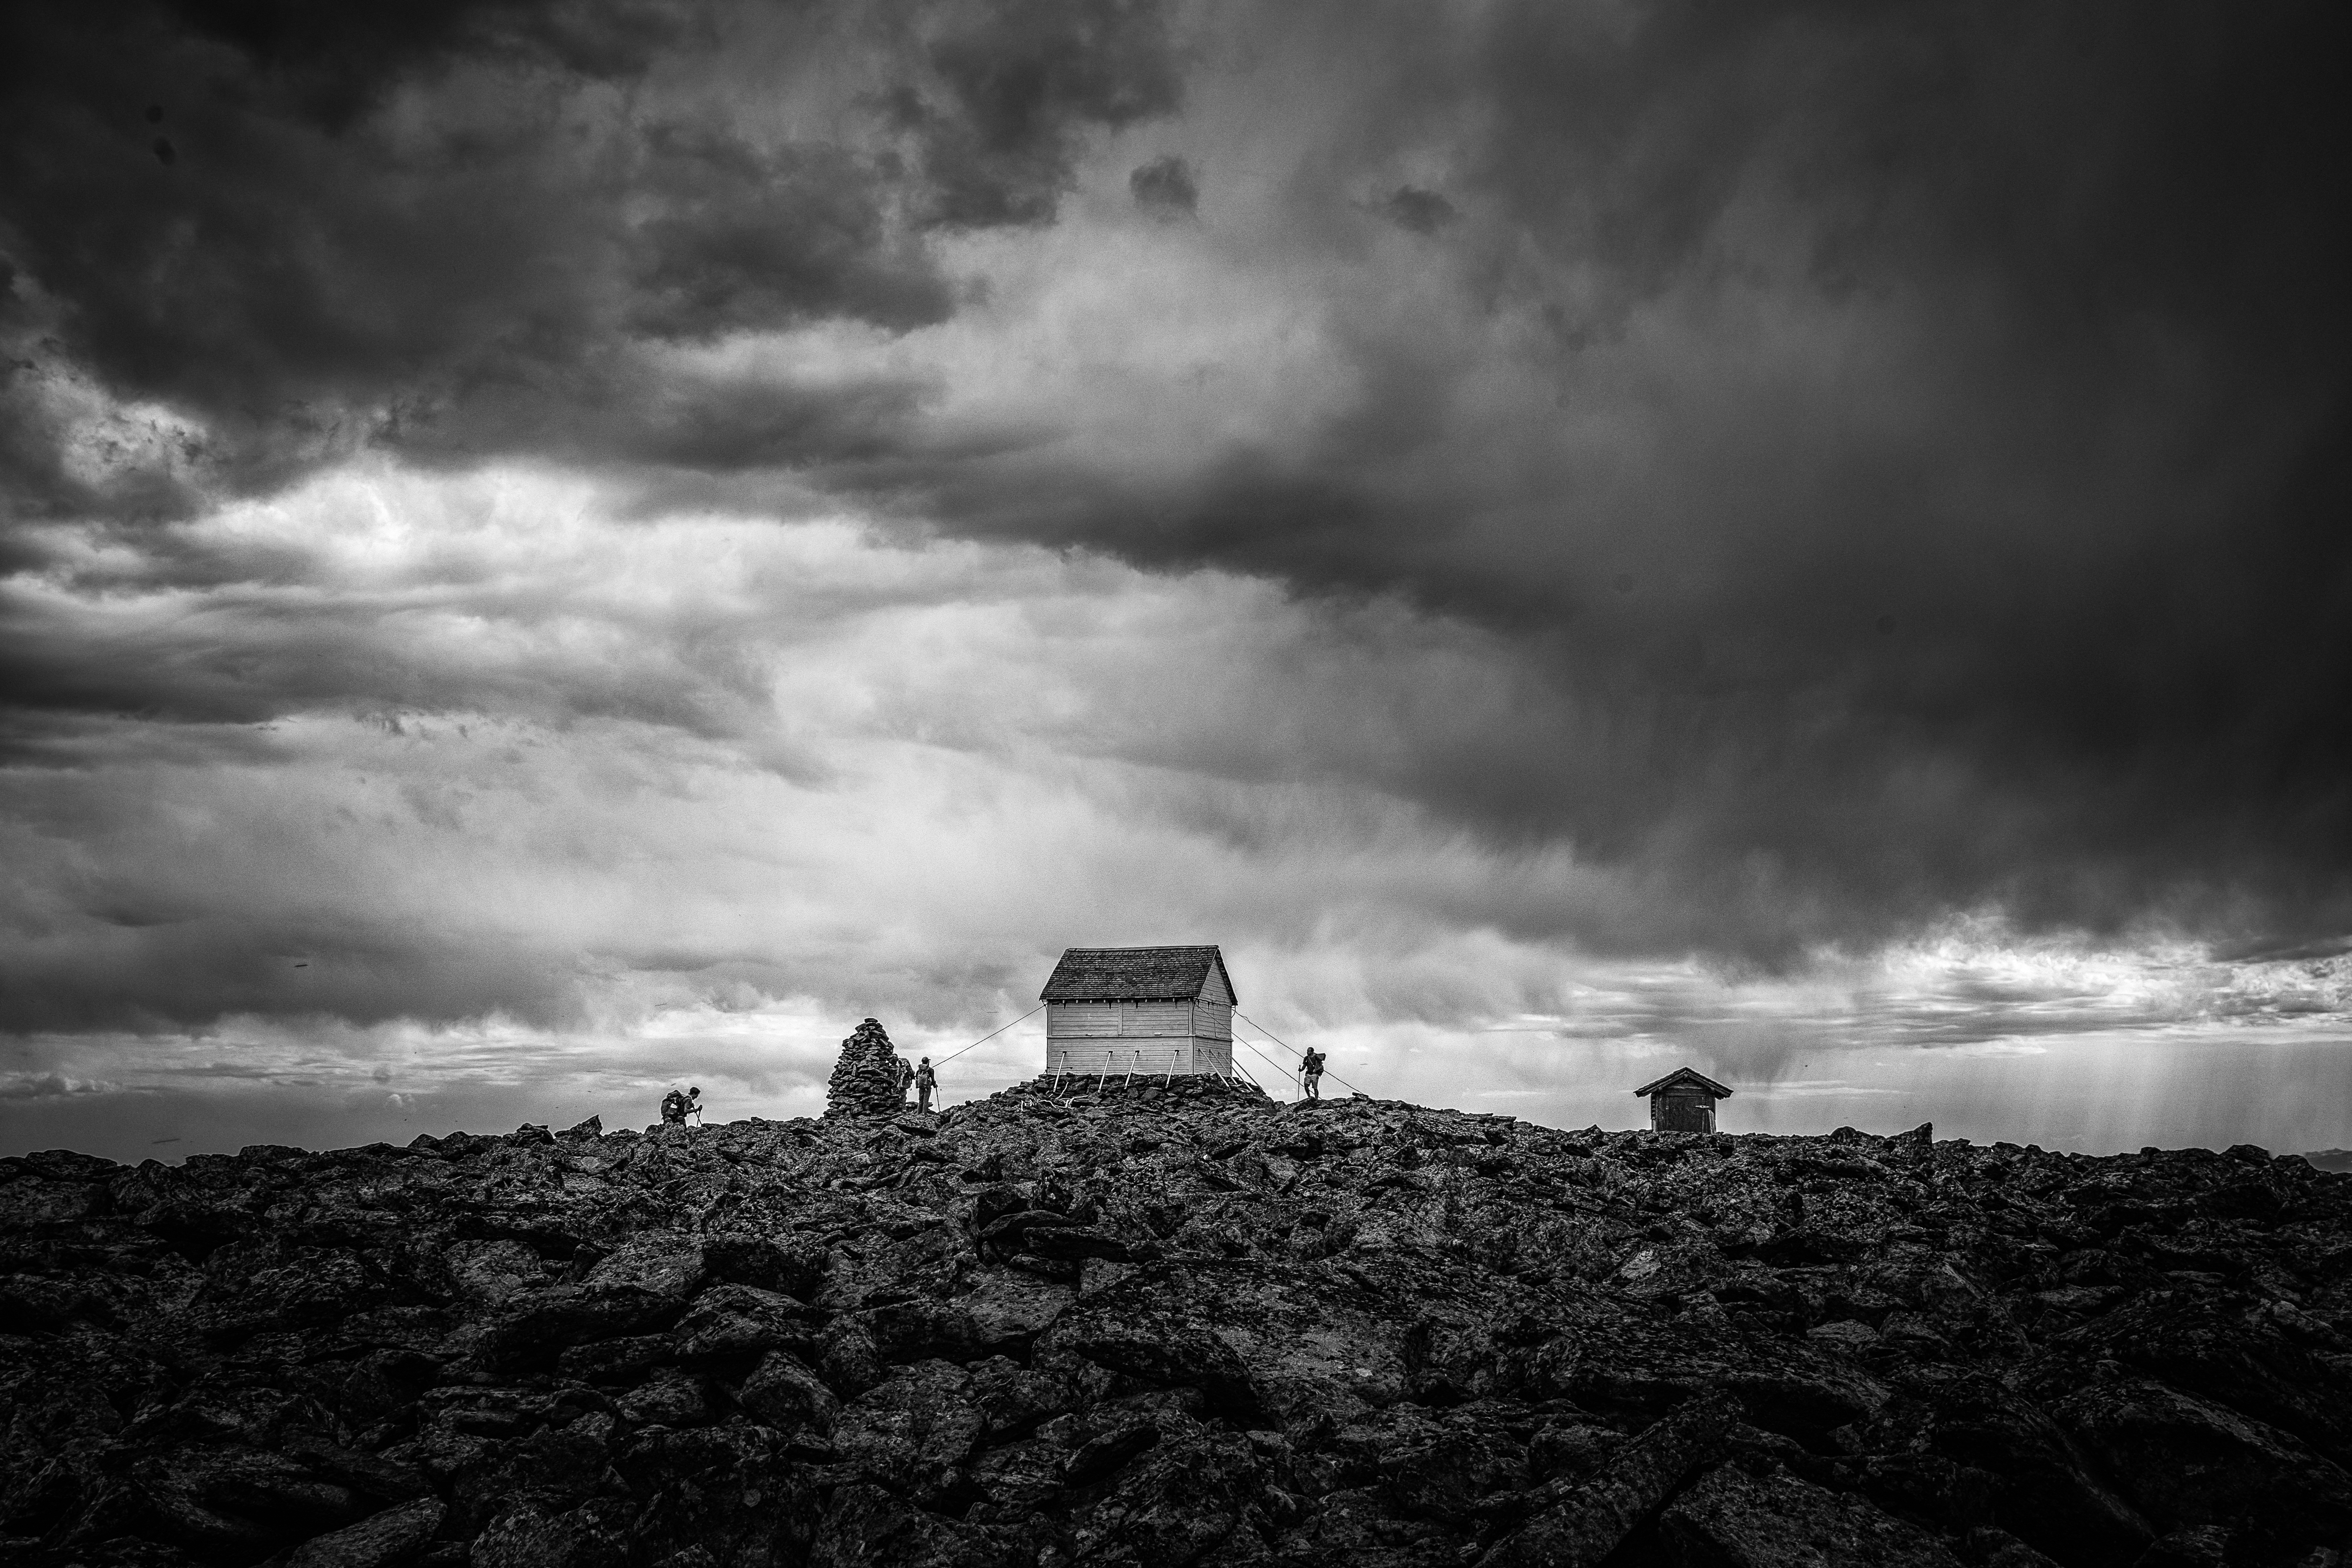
[160,0,690,129]
[896,0,1183,228]
[622,128,957,342]
[884,0,2352,959]
[4,0,2349,994]
[1129,154,1198,219]
[0,0,1181,521]
[1372,185,1454,234]
[0,574,777,748]
[0,901,585,1035]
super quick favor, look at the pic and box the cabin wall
[1049,1000,1202,1038]
[1045,1036,1234,1076]
[1045,1000,1234,1076]
[1046,1000,1230,1041]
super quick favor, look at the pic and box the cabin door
[1662,1094,1712,1132]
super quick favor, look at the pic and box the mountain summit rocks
[824,1018,909,1119]
[5,1088,2352,1567]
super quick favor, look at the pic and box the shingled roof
[1632,1066,1733,1099]
[1041,946,1237,1004]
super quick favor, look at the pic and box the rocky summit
[5,1083,2352,1568]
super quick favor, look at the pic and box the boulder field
[6,1078,2352,1568]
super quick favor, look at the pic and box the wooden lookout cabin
[1635,1067,1733,1132]
[1041,946,1237,1078]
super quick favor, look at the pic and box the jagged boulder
[824,1017,910,1119]
[5,1076,2352,1568]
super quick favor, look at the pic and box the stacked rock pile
[5,1085,2352,1567]
[822,1017,909,1120]
[996,1072,1272,1106]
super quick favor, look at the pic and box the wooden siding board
[1121,1000,1191,1036]
[1047,1001,1122,1038]
[1046,1000,1210,1038]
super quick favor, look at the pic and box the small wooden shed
[1634,1067,1732,1132]
[1042,946,1236,1077]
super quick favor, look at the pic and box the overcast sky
[4,0,2348,1161]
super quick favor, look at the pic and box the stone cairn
[996,1073,1269,1105]
[824,1016,910,1118]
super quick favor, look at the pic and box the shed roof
[1041,946,1237,1004]
[1632,1066,1734,1099]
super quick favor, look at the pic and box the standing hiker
[891,1055,915,1106]
[1300,1047,1326,1101]
[914,1056,937,1113]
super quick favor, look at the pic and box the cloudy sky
[4,0,2348,1161]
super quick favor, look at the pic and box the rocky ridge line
[4,1080,2351,1568]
